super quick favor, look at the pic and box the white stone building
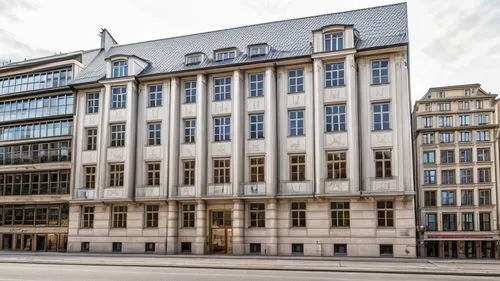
[68,3,416,257]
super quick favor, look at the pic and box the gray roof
[73,3,408,85]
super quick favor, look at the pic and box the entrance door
[481,241,495,259]
[210,211,232,254]
[36,235,46,251]
[464,241,476,258]
[443,241,457,258]
[2,234,12,250]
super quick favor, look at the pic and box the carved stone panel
[286,136,306,152]
[181,103,197,118]
[369,84,391,100]
[107,147,125,162]
[324,132,348,149]
[287,93,306,108]
[247,139,265,154]
[211,100,232,115]
[371,131,393,147]
[324,87,347,103]
[180,144,196,158]
[144,146,163,160]
[247,97,265,112]
[211,142,232,157]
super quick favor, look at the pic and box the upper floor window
[250,157,265,183]
[325,105,346,132]
[377,201,394,227]
[459,101,470,110]
[288,69,304,94]
[148,85,162,107]
[110,124,126,147]
[459,115,470,126]
[184,119,196,143]
[437,102,451,112]
[374,150,392,178]
[213,159,230,184]
[112,60,128,78]
[324,32,343,52]
[289,110,304,136]
[249,114,264,139]
[327,151,346,179]
[476,130,490,142]
[147,122,161,146]
[249,45,268,57]
[249,73,264,97]
[0,67,72,96]
[87,93,99,113]
[184,81,196,103]
[438,116,452,127]
[422,151,435,164]
[325,62,345,87]
[372,60,388,85]
[476,113,489,125]
[86,128,97,151]
[475,100,483,109]
[215,50,236,62]
[439,132,454,144]
[422,133,434,145]
[422,116,433,128]
[290,155,306,181]
[477,148,490,162]
[111,86,127,109]
[214,116,231,142]
[185,54,202,65]
[372,103,390,131]
[0,94,73,123]
[214,77,231,101]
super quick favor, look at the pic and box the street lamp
[416,225,426,258]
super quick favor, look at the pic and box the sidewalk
[0,252,499,277]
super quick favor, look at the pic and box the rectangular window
[109,163,124,187]
[145,205,159,228]
[479,213,491,231]
[110,124,126,147]
[460,169,473,184]
[437,102,451,111]
[215,50,236,61]
[477,148,490,162]
[183,160,195,185]
[249,203,265,227]
[331,202,349,227]
[81,206,94,228]
[458,131,471,142]
[423,151,435,164]
[249,243,261,254]
[213,159,230,184]
[327,151,346,179]
[476,100,483,109]
[372,60,389,84]
[425,213,437,231]
[372,103,390,130]
[422,116,433,128]
[334,244,347,256]
[424,191,436,207]
[289,110,304,136]
[145,242,155,252]
[291,243,304,255]
[459,115,470,126]
[441,190,456,206]
[249,45,268,57]
[185,54,202,65]
[184,81,196,103]
[111,86,127,109]
[439,132,454,143]
[111,61,128,78]
[249,73,264,97]
[86,128,97,150]
[84,166,96,189]
[184,119,196,143]
[291,202,306,227]
[81,242,90,252]
[324,32,343,51]
[442,213,457,231]
[325,62,345,87]
[462,213,474,231]
[476,131,490,142]
[439,116,453,127]
[250,157,265,182]
[478,168,491,183]
[440,150,454,164]
[182,204,195,228]
[111,206,127,228]
[213,116,231,141]
[459,149,472,163]
[288,69,304,93]
[377,201,394,227]
[374,150,391,178]
[214,77,231,101]
[147,122,161,145]
[476,113,489,125]
[461,190,473,206]
[459,101,470,110]
[249,114,264,139]
[146,162,160,186]
[479,189,491,206]
[290,155,306,181]
[86,93,99,113]
[441,170,455,185]
[112,242,122,253]
[422,133,434,145]
[181,242,192,253]
[325,105,346,132]
[148,85,162,107]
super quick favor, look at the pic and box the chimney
[100,28,118,52]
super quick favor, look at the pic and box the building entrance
[210,211,232,254]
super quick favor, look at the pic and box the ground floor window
[249,243,261,254]
[334,244,347,256]
[112,242,122,253]
[291,243,304,255]
[181,242,192,253]
[425,241,439,257]
[1,233,67,252]
[81,242,90,252]
[145,242,155,253]
[379,244,393,256]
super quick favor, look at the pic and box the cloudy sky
[0,0,498,101]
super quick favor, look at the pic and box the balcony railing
[323,178,352,194]
[362,176,405,194]
[135,184,164,198]
[239,182,267,196]
[278,180,313,196]
[74,188,96,200]
[171,185,196,198]
[206,183,233,197]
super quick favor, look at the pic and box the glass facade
[0,170,70,196]
[0,119,72,142]
[0,67,73,96]
[0,94,73,123]
[0,140,71,165]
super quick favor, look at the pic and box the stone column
[97,84,111,199]
[312,59,324,195]
[168,78,180,197]
[232,199,245,255]
[166,201,178,254]
[345,54,359,192]
[195,74,207,197]
[194,199,207,254]
[265,67,278,195]
[232,70,244,196]
[266,198,278,255]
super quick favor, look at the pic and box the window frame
[372,103,391,131]
[111,60,128,78]
[288,110,304,136]
[213,116,231,142]
[289,154,306,181]
[376,201,394,227]
[331,202,350,228]
[111,86,127,109]
[288,69,304,94]
[291,202,306,227]
[372,60,389,85]
[145,205,159,228]
[326,151,346,179]
[111,205,127,228]
[184,80,197,103]
[148,85,163,107]
[324,32,343,52]
[86,92,99,114]
[146,162,161,186]
[325,104,346,132]
[147,122,161,146]
[183,160,195,186]
[249,203,265,228]
[324,62,345,87]
[213,77,231,101]
[249,156,265,183]
[249,73,264,97]
[249,113,264,139]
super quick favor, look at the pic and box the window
[331,202,349,227]
[291,243,304,255]
[439,132,454,143]
[85,128,97,151]
[377,201,393,227]
[250,157,265,182]
[324,32,343,51]
[111,86,126,109]
[146,162,160,186]
[182,204,195,228]
[110,124,126,147]
[84,166,96,189]
[327,151,346,179]
[425,213,437,231]
[425,103,431,112]
[249,243,261,254]
[288,69,304,93]
[214,77,231,101]
[147,122,161,145]
[325,62,345,87]
[478,168,491,183]
[0,119,73,142]
[437,102,451,112]
[289,155,306,181]
[213,116,231,141]
[460,169,473,184]
[291,202,306,227]
[459,149,472,163]
[422,133,434,145]
[0,94,73,123]
[372,103,390,130]
[289,110,304,136]
[441,170,455,185]
[81,206,94,228]
[148,85,162,107]
[477,148,490,162]
[183,160,195,185]
[249,45,268,57]
[145,242,155,253]
[112,242,122,253]
[459,101,470,110]
[459,115,470,126]
[441,191,456,206]
[372,60,388,84]
[111,206,127,228]
[379,245,393,256]
[334,244,347,256]
[0,67,72,95]
[479,213,491,231]
[475,100,483,109]
[461,190,473,206]
[109,163,124,187]
[184,119,196,143]
[185,54,202,65]
[462,213,474,231]
[249,203,265,227]
[181,242,192,253]
[374,150,391,178]
[215,50,236,61]
[184,81,196,103]
[0,140,72,165]
[249,114,264,139]
[112,60,128,78]
[86,93,99,113]
[458,131,472,142]
[476,113,489,125]
[81,242,90,252]
[213,159,230,184]
[439,116,452,127]
[325,105,346,132]
[422,117,433,128]
[440,150,454,164]
[0,170,69,196]
[423,151,435,164]
[479,189,491,206]
[145,205,159,228]
[442,213,457,231]
[249,73,264,97]
[464,88,472,96]
[424,191,436,207]
[476,131,490,142]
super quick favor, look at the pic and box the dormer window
[324,32,343,52]
[215,50,236,62]
[249,45,268,57]
[185,54,202,65]
[464,88,472,97]
[112,60,128,78]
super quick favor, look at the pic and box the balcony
[135,185,162,198]
[362,176,407,195]
[171,185,196,198]
[206,183,233,197]
[278,181,313,196]
[240,182,267,196]
[74,188,96,200]
[323,178,354,195]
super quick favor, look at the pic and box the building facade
[414,84,500,259]
[67,3,416,257]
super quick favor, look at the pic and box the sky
[0,0,499,101]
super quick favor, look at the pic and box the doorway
[443,241,457,258]
[210,211,232,254]
[2,234,12,250]
[36,235,46,251]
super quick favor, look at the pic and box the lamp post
[416,225,426,258]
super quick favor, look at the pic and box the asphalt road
[0,263,494,281]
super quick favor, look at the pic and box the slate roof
[72,2,408,85]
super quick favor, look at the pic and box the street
[0,263,494,281]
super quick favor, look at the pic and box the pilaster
[195,74,207,197]
[194,199,207,254]
[232,70,244,195]
[232,199,245,254]
[168,78,180,197]
[166,201,179,254]
[265,67,278,195]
